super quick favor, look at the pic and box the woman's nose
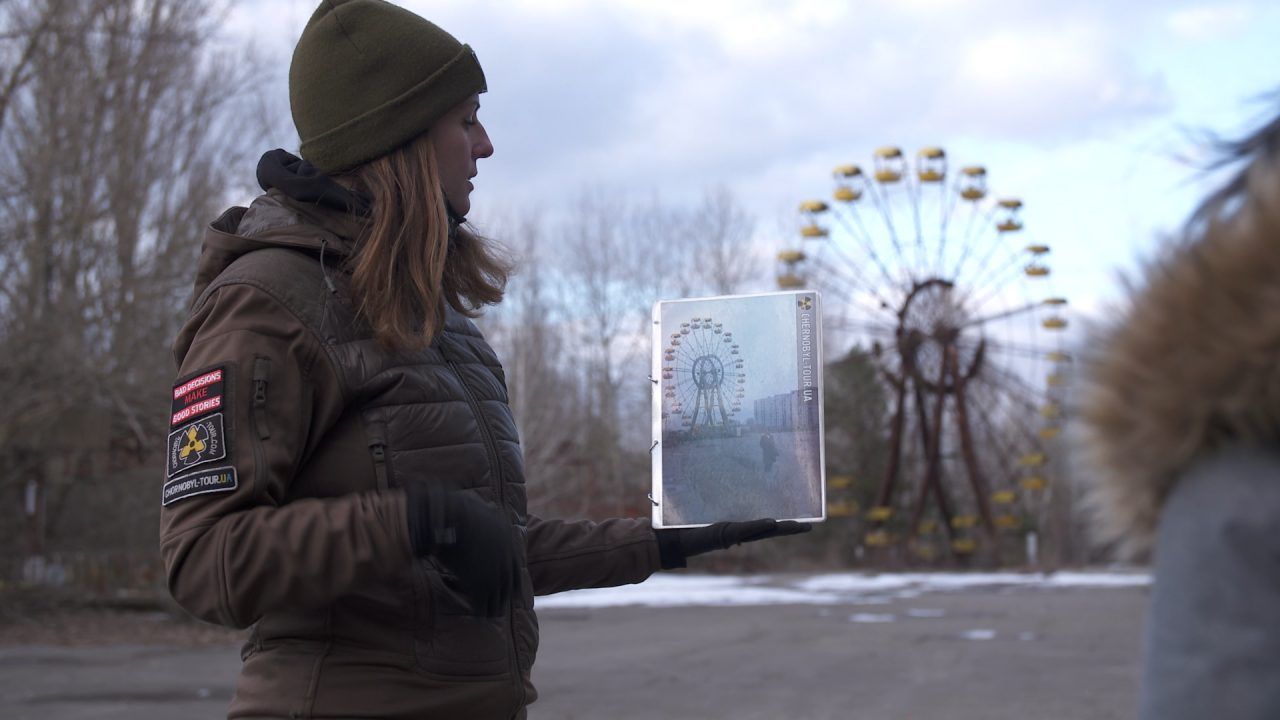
[475,122,494,159]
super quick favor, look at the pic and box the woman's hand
[407,485,520,617]
[654,519,812,570]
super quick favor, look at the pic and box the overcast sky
[228,0,1279,329]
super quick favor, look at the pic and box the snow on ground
[535,570,1150,609]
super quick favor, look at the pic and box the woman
[1082,105,1280,719]
[159,1,808,718]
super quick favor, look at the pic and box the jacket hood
[189,150,370,306]
[1080,160,1280,558]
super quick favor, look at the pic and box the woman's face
[428,94,494,218]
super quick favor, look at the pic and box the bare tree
[0,0,266,572]
[688,186,759,296]
[479,215,594,517]
[488,188,759,520]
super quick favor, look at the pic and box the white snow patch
[849,613,896,623]
[960,629,997,640]
[535,574,841,609]
[537,571,1149,609]
[1042,572,1151,588]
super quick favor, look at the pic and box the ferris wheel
[661,317,747,436]
[782,146,1069,563]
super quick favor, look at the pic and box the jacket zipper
[364,418,390,491]
[369,443,389,490]
[446,357,524,713]
[252,358,271,440]
[249,357,271,500]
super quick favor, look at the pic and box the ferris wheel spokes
[810,263,894,318]
[954,224,1017,295]
[864,166,914,276]
[829,208,906,295]
[949,203,1002,283]
[960,257,1042,316]
[958,300,1046,330]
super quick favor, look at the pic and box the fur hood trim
[1081,160,1280,559]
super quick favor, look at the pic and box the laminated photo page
[651,291,826,528]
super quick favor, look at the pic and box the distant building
[754,390,818,431]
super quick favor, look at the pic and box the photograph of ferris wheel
[652,292,826,528]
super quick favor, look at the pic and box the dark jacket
[1081,153,1280,719]
[160,167,662,719]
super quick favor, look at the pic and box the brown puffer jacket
[160,189,662,719]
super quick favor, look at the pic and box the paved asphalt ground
[0,584,1146,720]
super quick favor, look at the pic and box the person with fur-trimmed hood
[1082,104,1280,720]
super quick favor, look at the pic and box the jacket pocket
[414,564,510,677]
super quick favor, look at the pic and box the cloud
[225,1,1180,205]
[1166,3,1253,42]
[463,0,1176,211]
[933,20,1171,141]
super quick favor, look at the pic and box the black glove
[655,519,812,569]
[405,484,519,617]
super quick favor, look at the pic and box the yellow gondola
[1042,297,1067,306]
[951,538,977,554]
[1042,316,1068,330]
[874,146,904,183]
[959,165,987,201]
[834,185,862,202]
[996,198,1023,232]
[1025,264,1050,277]
[833,164,866,202]
[995,515,1021,530]
[1040,402,1062,418]
[1026,244,1050,255]
[827,500,859,517]
[1046,350,1072,363]
[1020,476,1048,491]
[777,249,805,264]
[865,530,892,547]
[951,514,979,529]
[799,199,829,213]
[801,224,828,238]
[917,146,946,183]
[912,545,938,560]
[866,505,893,522]
[1046,373,1065,386]
[1019,452,1047,467]
[992,490,1016,504]
[828,474,854,489]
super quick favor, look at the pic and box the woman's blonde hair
[347,134,511,351]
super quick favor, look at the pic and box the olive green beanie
[290,0,487,173]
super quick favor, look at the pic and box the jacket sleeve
[525,514,662,596]
[1139,445,1280,720]
[159,283,413,629]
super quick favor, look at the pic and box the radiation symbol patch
[797,295,814,311]
[167,412,227,478]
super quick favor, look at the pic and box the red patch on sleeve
[171,367,226,427]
